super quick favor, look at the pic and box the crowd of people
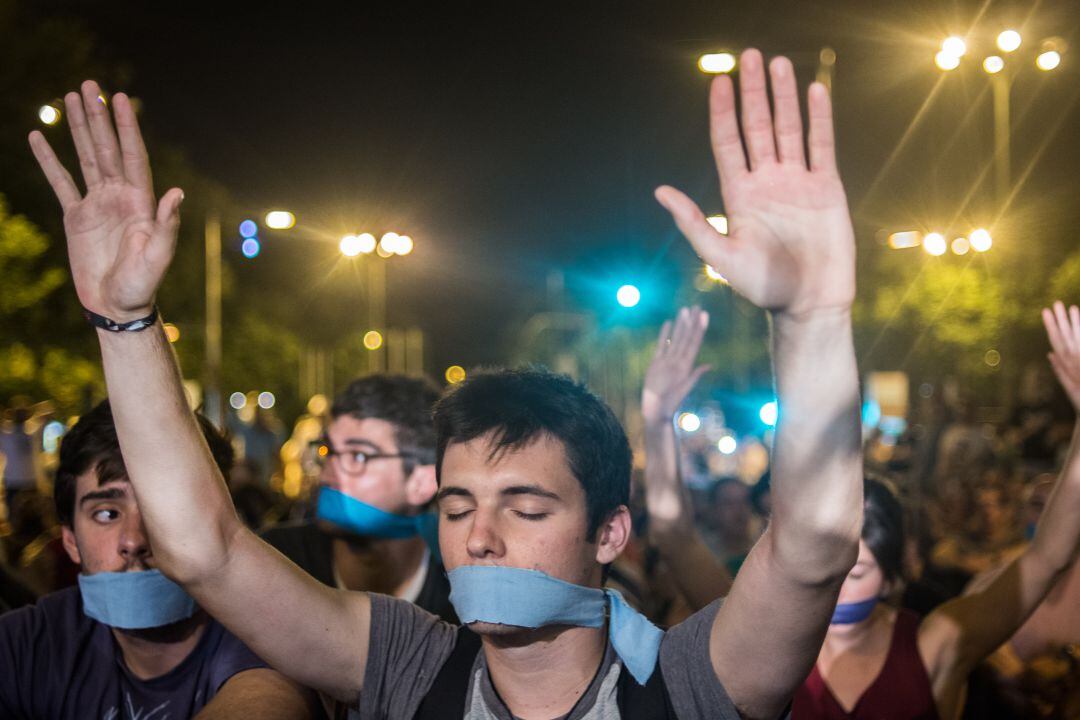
[2,48,1078,719]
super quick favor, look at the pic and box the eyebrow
[79,487,127,507]
[435,486,473,502]
[501,485,562,501]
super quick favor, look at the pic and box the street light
[922,232,947,256]
[38,104,61,126]
[941,37,967,58]
[1037,51,1061,71]
[935,51,961,70]
[265,210,296,230]
[616,284,641,308]
[997,30,1022,53]
[698,53,737,74]
[970,228,993,252]
[983,56,1005,74]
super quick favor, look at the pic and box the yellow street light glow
[887,230,922,249]
[951,237,970,255]
[985,349,1001,367]
[38,105,61,125]
[983,56,1005,74]
[698,53,737,74]
[445,365,467,384]
[997,30,1022,53]
[339,234,362,257]
[377,232,398,258]
[942,37,967,58]
[265,210,296,230]
[922,232,947,256]
[706,214,728,234]
[970,228,992,252]
[1036,51,1061,71]
[395,235,414,256]
[163,323,181,343]
[363,330,384,350]
[935,51,961,70]
[357,233,376,254]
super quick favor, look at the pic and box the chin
[466,621,532,637]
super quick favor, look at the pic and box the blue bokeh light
[241,238,261,258]
[239,220,258,238]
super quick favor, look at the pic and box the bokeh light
[616,285,641,308]
[941,37,967,58]
[677,412,701,433]
[241,238,261,258]
[38,105,61,126]
[363,330,384,350]
[265,211,296,230]
[229,392,247,410]
[239,220,258,238]
[163,323,181,343]
[1036,51,1061,71]
[983,56,1005,74]
[997,30,1022,53]
[445,365,467,384]
[970,229,993,252]
[922,232,947,256]
[759,401,778,427]
[718,435,738,455]
[935,51,961,70]
[257,391,276,409]
[707,215,729,234]
[698,53,737,74]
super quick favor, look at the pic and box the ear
[594,505,632,565]
[61,524,82,567]
[404,464,437,509]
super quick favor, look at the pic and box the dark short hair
[433,367,631,538]
[330,374,441,473]
[55,400,234,526]
[863,477,905,586]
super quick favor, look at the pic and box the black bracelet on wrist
[83,305,159,332]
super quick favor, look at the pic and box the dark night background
[5,0,1080,413]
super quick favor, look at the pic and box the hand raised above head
[28,80,183,323]
[1043,301,1080,410]
[656,49,855,320]
[642,306,710,424]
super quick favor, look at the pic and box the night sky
[30,0,1080,377]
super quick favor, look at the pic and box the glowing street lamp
[677,413,701,433]
[616,284,641,308]
[698,53,737,74]
[997,30,1022,53]
[983,56,1005,74]
[935,51,961,70]
[941,37,967,58]
[970,228,993,252]
[38,104,61,126]
[1037,51,1061,70]
[265,210,296,230]
[922,232,947,256]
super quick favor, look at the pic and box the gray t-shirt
[355,594,739,720]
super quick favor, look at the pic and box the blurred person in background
[0,400,317,719]
[261,374,456,621]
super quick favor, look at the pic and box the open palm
[29,81,182,322]
[642,307,710,424]
[656,50,854,317]
[1043,302,1080,411]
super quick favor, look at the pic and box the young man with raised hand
[29,47,862,719]
[0,401,317,719]
[261,375,456,621]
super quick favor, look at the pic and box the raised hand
[655,49,854,319]
[28,81,183,322]
[642,307,710,424]
[1042,301,1080,410]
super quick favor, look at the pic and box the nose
[118,509,152,566]
[465,509,506,560]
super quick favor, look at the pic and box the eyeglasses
[309,440,413,475]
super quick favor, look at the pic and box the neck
[111,611,209,680]
[332,534,425,594]
[482,625,606,720]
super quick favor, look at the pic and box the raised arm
[28,82,371,701]
[641,307,733,610]
[918,302,1080,688]
[656,49,862,718]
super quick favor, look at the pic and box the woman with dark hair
[793,304,1080,720]
[644,303,1080,720]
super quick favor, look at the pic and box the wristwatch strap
[83,305,159,332]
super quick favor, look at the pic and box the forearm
[97,320,241,582]
[194,669,320,720]
[769,310,862,582]
[1029,422,1080,575]
[643,417,732,608]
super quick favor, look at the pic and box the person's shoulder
[2,586,84,629]
[661,597,723,651]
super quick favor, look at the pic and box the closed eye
[513,511,549,521]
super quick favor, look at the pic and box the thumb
[654,185,732,272]
[148,188,183,265]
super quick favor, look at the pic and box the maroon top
[793,609,940,720]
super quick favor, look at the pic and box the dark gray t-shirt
[356,594,739,720]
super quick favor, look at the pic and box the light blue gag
[830,596,879,625]
[316,486,440,559]
[448,565,663,685]
[78,569,197,629]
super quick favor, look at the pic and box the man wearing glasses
[262,376,456,621]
